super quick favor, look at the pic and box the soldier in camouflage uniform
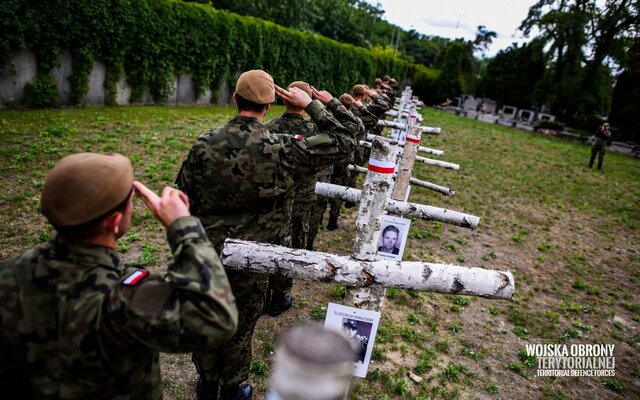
[344,92,378,180]
[0,152,238,400]
[352,84,390,159]
[324,94,366,231]
[385,76,400,92]
[377,76,397,105]
[263,81,316,316]
[307,161,333,250]
[588,122,612,170]
[176,70,357,400]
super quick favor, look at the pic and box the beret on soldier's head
[351,84,367,97]
[287,81,312,98]
[374,78,382,84]
[41,152,133,227]
[339,93,355,109]
[382,75,391,82]
[235,70,275,104]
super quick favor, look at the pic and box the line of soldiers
[0,70,398,400]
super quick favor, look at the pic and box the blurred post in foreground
[267,325,356,400]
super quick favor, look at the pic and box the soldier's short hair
[351,84,367,97]
[236,93,270,113]
[338,93,355,110]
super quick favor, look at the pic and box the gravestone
[463,96,478,111]
[537,113,555,122]
[480,99,497,114]
[517,109,535,123]
[498,105,517,127]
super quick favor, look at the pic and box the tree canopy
[517,0,638,124]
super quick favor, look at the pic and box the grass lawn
[1,105,638,399]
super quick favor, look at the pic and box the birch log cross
[221,138,512,300]
[220,92,515,304]
[221,139,513,311]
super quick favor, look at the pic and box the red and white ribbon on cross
[406,133,421,143]
[367,158,396,174]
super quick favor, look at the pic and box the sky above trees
[370,0,537,56]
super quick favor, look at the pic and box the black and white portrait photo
[324,303,381,378]
[375,215,411,261]
[341,318,372,364]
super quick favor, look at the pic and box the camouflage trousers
[589,143,606,169]
[291,201,314,250]
[330,162,351,215]
[308,196,327,250]
[193,270,267,386]
[268,274,292,296]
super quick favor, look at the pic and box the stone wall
[0,49,232,107]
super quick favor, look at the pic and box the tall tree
[436,41,465,102]
[609,38,640,141]
[473,25,497,57]
[477,42,545,108]
[518,0,637,120]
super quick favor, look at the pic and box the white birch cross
[220,139,512,307]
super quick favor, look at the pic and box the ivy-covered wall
[0,0,410,107]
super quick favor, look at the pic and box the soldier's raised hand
[133,181,191,228]
[275,85,312,109]
[310,86,333,105]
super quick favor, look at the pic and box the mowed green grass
[1,105,638,399]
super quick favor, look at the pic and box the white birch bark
[391,126,420,201]
[415,155,460,170]
[347,165,455,196]
[376,120,441,134]
[348,138,397,310]
[360,138,444,156]
[221,239,514,299]
[316,182,478,229]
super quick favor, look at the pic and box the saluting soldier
[324,93,367,230]
[264,81,357,314]
[176,70,357,400]
[0,152,238,399]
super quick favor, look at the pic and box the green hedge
[0,0,410,106]
[411,64,439,105]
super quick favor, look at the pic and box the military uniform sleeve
[104,216,238,353]
[326,98,360,137]
[367,94,390,116]
[175,147,196,202]
[357,105,379,131]
[280,100,357,171]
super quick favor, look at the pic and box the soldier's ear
[232,92,238,105]
[104,211,123,236]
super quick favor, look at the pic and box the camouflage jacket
[0,217,237,400]
[381,87,397,104]
[175,100,357,295]
[365,94,390,118]
[593,127,611,146]
[264,100,362,203]
[265,112,318,203]
[351,104,378,133]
